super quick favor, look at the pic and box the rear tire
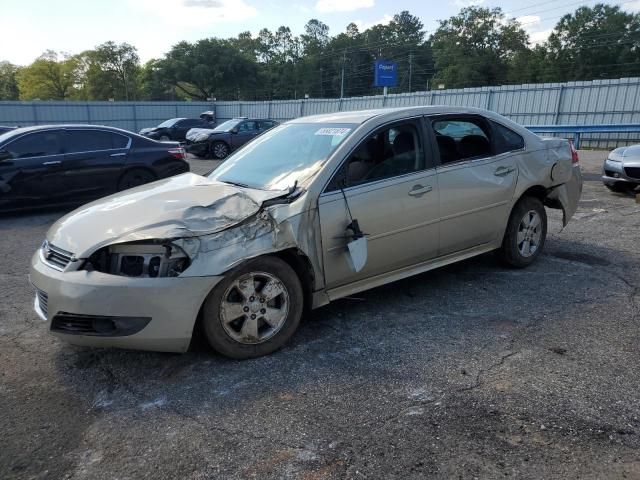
[498,196,547,268]
[201,256,303,359]
[117,168,156,191]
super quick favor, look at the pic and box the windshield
[157,118,181,128]
[213,119,242,132]
[209,123,356,191]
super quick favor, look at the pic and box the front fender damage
[170,196,321,286]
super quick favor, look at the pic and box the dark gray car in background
[185,117,278,159]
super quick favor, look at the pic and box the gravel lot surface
[1,151,639,479]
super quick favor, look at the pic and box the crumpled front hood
[47,173,284,258]
[186,128,222,141]
[139,127,156,135]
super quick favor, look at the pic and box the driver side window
[6,131,63,159]
[238,121,257,132]
[326,122,424,191]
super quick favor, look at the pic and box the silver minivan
[30,106,582,359]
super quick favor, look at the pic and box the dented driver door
[317,170,440,293]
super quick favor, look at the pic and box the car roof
[3,124,134,134]
[286,106,510,125]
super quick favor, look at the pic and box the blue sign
[374,60,397,88]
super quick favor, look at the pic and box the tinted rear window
[66,130,129,153]
[492,121,525,153]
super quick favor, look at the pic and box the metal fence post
[86,102,91,124]
[554,86,565,125]
[300,99,304,117]
[486,89,494,111]
[268,101,272,120]
[132,104,138,132]
[32,103,38,125]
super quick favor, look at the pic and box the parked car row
[185,117,279,159]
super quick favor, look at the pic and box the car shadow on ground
[50,235,639,420]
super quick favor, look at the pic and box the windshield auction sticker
[315,128,351,136]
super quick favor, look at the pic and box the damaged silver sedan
[30,107,582,358]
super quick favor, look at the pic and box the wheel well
[209,139,229,147]
[520,185,547,203]
[189,249,316,351]
[117,167,157,188]
[271,249,315,315]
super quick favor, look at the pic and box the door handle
[42,160,62,166]
[494,166,515,177]
[408,184,433,197]
[110,152,126,157]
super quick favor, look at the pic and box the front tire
[210,141,229,159]
[498,196,547,268]
[201,256,303,359]
[159,135,170,141]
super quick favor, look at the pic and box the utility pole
[340,50,346,99]
[408,51,413,93]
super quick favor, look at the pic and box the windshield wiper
[221,180,251,188]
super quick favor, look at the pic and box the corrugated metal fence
[0,101,215,133]
[2,77,640,147]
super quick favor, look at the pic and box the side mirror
[231,127,239,134]
[0,149,11,161]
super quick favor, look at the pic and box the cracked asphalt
[1,152,640,479]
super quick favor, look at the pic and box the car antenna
[339,180,364,239]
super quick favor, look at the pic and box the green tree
[158,38,257,100]
[545,4,640,82]
[17,51,81,100]
[83,42,141,100]
[0,61,20,100]
[431,7,529,88]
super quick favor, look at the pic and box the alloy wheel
[219,272,289,344]
[517,210,542,257]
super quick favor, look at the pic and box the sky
[2,0,640,66]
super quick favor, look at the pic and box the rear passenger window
[66,130,112,152]
[326,121,424,191]
[492,121,524,153]
[432,118,492,164]
[66,130,129,153]
[111,133,129,149]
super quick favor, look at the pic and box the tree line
[1,3,639,102]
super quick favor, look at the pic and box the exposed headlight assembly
[83,242,190,278]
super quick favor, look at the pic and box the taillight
[569,140,579,164]
[168,147,185,159]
